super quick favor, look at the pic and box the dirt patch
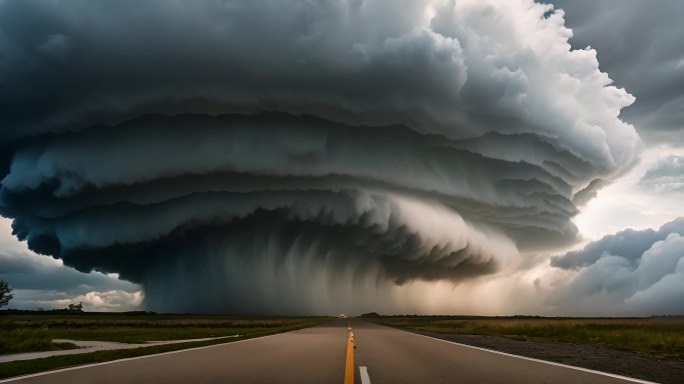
[412,330,684,384]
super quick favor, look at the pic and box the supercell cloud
[0,0,640,314]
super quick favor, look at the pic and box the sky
[0,0,682,316]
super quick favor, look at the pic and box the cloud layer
[0,0,640,314]
[550,217,684,315]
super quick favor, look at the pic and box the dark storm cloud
[549,218,684,315]
[0,0,468,141]
[554,0,684,145]
[0,250,133,292]
[0,0,641,314]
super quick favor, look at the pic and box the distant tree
[0,280,13,308]
[68,302,84,312]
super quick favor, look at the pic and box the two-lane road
[2,319,652,384]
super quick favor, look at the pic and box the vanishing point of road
[2,319,653,384]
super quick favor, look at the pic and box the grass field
[0,312,325,354]
[0,312,329,379]
[367,316,684,359]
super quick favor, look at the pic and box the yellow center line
[344,325,355,384]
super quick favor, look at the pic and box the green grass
[0,313,329,379]
[367,316,684,359]
[0,328,78,354]
[0,313,324,351]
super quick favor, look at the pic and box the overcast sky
[0,0,682,315]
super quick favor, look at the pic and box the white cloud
[16,289,143,312]
[548,220,684,316]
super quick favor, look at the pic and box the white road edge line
[410,332,656,384]
[359,366,371,384]
[0,332,286,383]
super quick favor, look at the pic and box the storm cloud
[555,0,684,145]
[550,218,684,315]
[0,0,640,314]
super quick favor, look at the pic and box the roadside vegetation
[0,280,12,309]
[366,315,684,359]
[0,311,325,353]
[0,311,329,379]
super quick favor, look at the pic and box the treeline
[0,309,156,316]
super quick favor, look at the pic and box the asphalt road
[3,319,652,384]
[352,321,650,384]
